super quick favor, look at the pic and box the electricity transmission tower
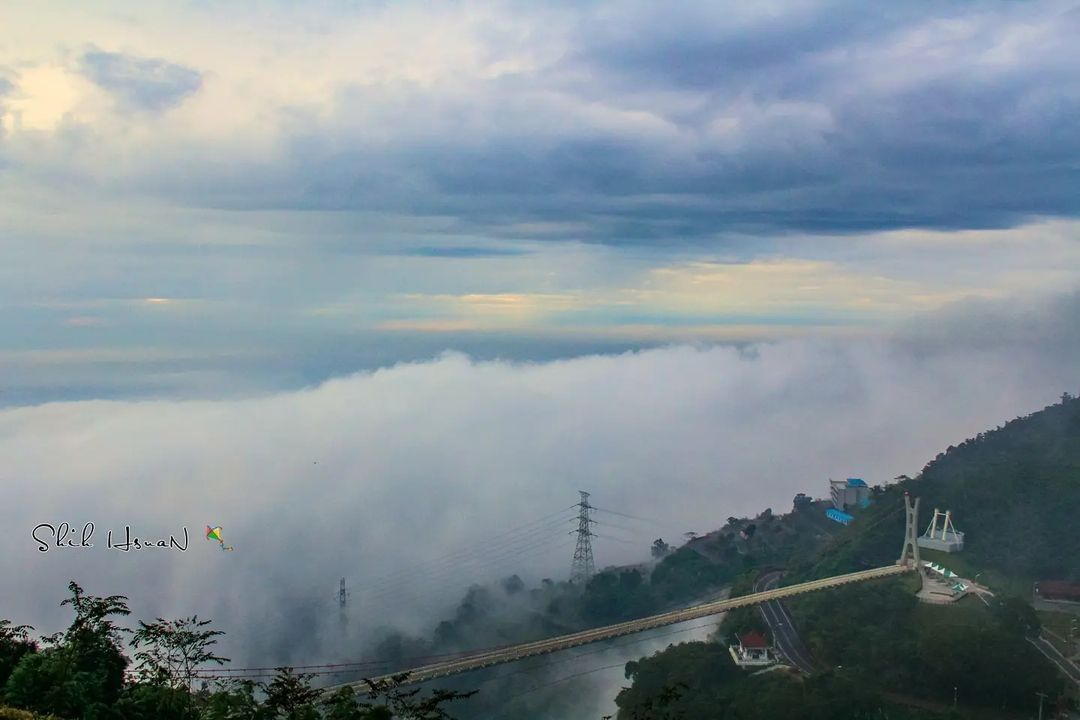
[570,491,596,584]
[337,577,351,630]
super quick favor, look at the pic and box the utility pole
[1036,690,1046,720]
[570,491,596,584]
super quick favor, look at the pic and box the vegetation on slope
[801,393,1080,584]
[617,393,1080,719]
[614,641,954,720]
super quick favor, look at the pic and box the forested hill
[803,392,1080,584]
[914,393,1080,581]
[614,394,1079,720]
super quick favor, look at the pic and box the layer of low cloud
[2,292,1077,673]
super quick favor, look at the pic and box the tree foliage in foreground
[1,582,472,720]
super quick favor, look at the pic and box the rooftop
[1037,581,1080,601]
[739,631,769,649]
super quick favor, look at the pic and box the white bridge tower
[899,492,921,569]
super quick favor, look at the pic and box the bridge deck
[329,563,910,691]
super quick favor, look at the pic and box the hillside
[363,502,842,719]
[367,395,1080,718]
[800,393,1080,585]
[616,394,1080,719]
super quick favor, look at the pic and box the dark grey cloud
[80,48,201,112]
[566,1,907,93]
[6,2,1077,250]
[178,1,1077,243]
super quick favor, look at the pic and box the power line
[592,518,645,535]
[245,515,578,666]
[296,505,660,650]
[360,528,569,596]
[196,617,720,684]
[355,509,577,597]
[591,506,668,524]
[593,533,640,546]
[361,538,577,618]
[354,513,577,599]
[359,528,576,604]
[497,662,627,704]
[357,507,577,591]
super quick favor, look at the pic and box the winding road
[1030,634,1080,687]
[754,570,820,674]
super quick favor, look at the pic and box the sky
[1,0,1078,403]
[1,0,1079,711]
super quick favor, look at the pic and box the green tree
[321,687,389,720]
[353,675,474,720]
[615,642,737,719]
[582,569,654,624]
[4,582,130,719]
[198,679,264,720]
[0,621,37,690]
[650,539,671,559]
[990,595,1040,638]
[112,682,195,720]
[130,616,228,692]
[247,670,473,720]
[111,615,228,720]
[262,669,321,720]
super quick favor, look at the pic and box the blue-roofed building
[830,477,871,511]
[826,508,854,525]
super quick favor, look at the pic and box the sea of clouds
[2,293,1078,673]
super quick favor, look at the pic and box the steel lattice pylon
[570,491,596,584]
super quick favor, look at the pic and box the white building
[729,631,775,667]
[830,478,870,511]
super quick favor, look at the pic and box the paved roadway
[1030,634,1080,687]
[327,563,910,692]
[972,580,1080,688]
[754,570,820,674]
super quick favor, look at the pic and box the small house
[729,631,775,667]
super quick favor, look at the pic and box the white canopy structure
[917,508,965,552]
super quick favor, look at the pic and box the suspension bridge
[197,495,923,692]
[318,494,923,691]
[334,563,910,690]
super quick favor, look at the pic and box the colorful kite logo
[205,526,233,551]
